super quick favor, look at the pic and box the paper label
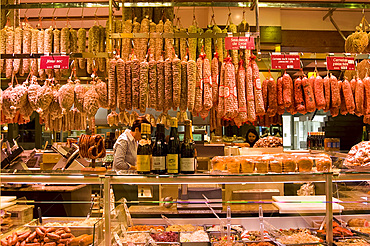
[326,56,355,70]
[166,154,178,173]
[271,54,300,69]
[180,158,195,171]
[137,155,150,172]
[225,37,255,50]
[152,156,166,170]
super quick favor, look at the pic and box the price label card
[225,37,255,50]
[271,54,300,69]
[225,37,239,50]
[326,56,355,70]
[239,36,255,50]
[40,56,69,69]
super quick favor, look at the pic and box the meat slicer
[52,143,89,170]
[1,135,25,169]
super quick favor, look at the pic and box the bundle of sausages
[0,227,93,246]
[79,134,106,159]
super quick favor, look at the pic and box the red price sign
[271,54,300,69]
[326,56,355,70]
[239,37,255,50]
[40,56,69,69]
[225,37,255,50]
[225,37,239,50]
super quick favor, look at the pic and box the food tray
[211,241,244,246]
[205,224,244,233]
[25,217,102,237]
[180,231,211,246]
[209,231,242,242]
[334,238,370,246]
[120,243,180,246]
[241,231,271,241]
[181,242,210,246]
[349,227,370,238]
[274,242,326,246]
[150,231,180,242]
[166,224,205,232]
[126,224,167,232]
[244,241,277,246]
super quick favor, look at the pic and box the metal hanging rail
[2,2,370,9]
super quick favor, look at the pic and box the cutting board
[272,196,344,214]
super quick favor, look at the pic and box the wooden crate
[5,205,34,225]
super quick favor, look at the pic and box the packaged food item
[227,157,241,173]
[324,137,340,151]
[255,160,268,173]
[296,155,314,172]
[269,159,282,173]
[211,156,227,171]
[241,157,255,173]
[315,154,332,172]
[282,155,297,172]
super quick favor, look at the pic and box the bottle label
[152,156,166,170]
[167,154,178,173]
[137,155,150,172]
[181,158,195,172]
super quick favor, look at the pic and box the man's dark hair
[131,116,150,132]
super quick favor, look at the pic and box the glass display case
[2,170,370,246]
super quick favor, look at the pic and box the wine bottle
[105,132,112,149]
[152,124,167,174]
[167,117,180,174]
[180,119,196,174]
[307,132,311,150]
[137,123,152,174]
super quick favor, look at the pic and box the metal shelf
[2,2,370,9]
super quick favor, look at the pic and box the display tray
[205,224,244,233]
[211,241,244,245]
[243,241,277,246]
[274,243,326,246]
[349,227,370,238]
[126,224,166,232]
[181,242,210,246]
[25,217,102,237]
[334,238,370,246]
[119,243,180,246]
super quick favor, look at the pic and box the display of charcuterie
[4,14,370,128]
